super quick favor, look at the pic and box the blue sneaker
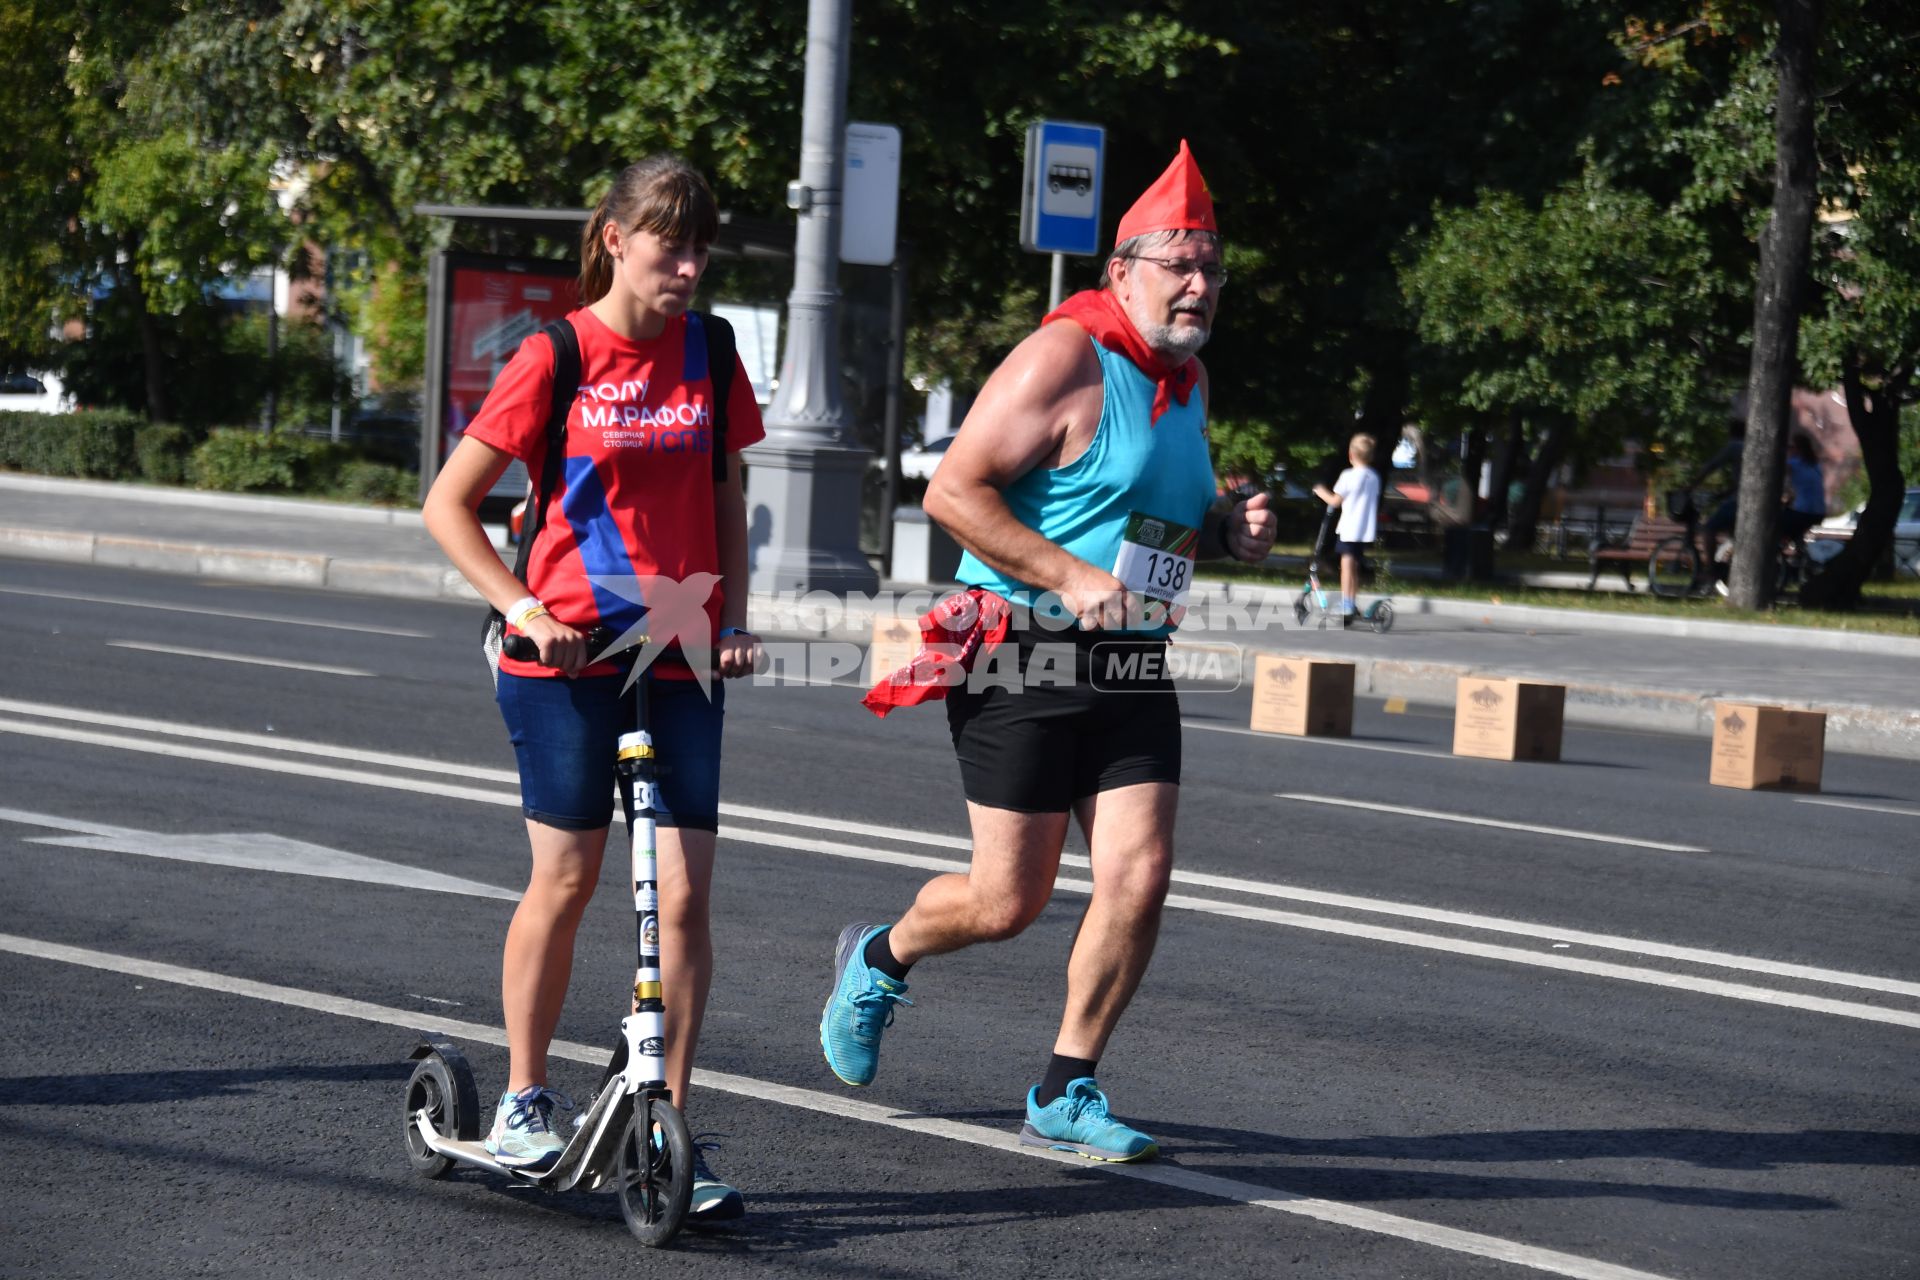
[1019,1078,1158,1163]
[484,1084,574,1169]
[820,922,912,1087]
[689,1139,745,1221]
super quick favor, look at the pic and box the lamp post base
[745,440,879,595]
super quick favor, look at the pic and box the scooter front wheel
[402,1049,478,1179]
[1370,601,1394,633]
[1293,593,1310,628]
[616,1096,694,1247]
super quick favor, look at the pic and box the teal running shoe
[484,1084,574,1169]
[689,1139,745,1221]
[820,922,912,1087]
[1019,1078,1158,1163]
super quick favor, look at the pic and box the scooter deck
[413,1086,630,1191]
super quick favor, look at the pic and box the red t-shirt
[464,307,765,678]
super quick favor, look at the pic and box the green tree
[1623,0,1920,609]
[1401,172,1727,548]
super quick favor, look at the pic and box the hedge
[0,411,416,504]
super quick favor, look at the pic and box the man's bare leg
[886,804,1070,964]
[1056,782,1177,1060]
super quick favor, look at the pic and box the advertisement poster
[439,256,578,486]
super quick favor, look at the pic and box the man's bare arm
[923,322,1131,628]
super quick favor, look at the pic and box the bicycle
[401,626,697,1248]
[1648,491,1809,599]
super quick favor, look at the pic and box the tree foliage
[3,0,1914,613]
[1402,173,1725,438]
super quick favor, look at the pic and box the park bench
[1585,509,1689,591]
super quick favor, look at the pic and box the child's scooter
[401,627,695,1247]
[1294,507,1394,633]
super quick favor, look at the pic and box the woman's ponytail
[578,206,614,305]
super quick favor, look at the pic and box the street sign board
[1020,120,1105,255]
[842,122,901,266]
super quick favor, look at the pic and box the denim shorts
[495,671,725,832]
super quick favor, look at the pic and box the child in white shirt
[1312,433,1381,619]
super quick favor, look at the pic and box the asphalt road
[3,559,1916,1279]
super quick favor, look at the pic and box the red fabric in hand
[861,589,1012,718]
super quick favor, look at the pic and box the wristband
[505,596,546,629]
[1214,516,1236,559]
[719,626,754,641]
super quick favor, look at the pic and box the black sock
[1035,1054,1099,1107]
[863,927,912,981]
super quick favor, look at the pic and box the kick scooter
[402,626,695,1246]
[1294,507,1394,633]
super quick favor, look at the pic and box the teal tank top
[954,339,1216,635]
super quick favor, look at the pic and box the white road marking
[723,802,973,851]
[1277,793,1711,854]
[5,708,1916,1016]
[0,807,517,901]
[0,717,518,805]
[1796,797,1920,819]
[720,825,1920,1029]
[0,931,1680,1280]
[105,640,375,677]
[0,583,433,636]
[1185,719,1450,759]
[0,698,970,847]
[0,697,522,782]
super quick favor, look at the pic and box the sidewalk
[5,473,1917,758]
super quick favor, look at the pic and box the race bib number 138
[1111,511,1199,613]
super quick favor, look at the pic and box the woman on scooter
[422,155,763,1219]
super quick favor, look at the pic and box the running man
[825,141,1276,1161]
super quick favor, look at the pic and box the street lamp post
[745,0,879,595]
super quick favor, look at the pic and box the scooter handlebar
[502,625,623,665]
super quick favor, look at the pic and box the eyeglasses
[1126,255,1228,286]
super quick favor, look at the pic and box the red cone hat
[1114,139,1217,246]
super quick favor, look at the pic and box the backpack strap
[509,317,582,583]
[695,311,737,482]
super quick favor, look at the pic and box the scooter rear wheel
[403,1051,477,1179]
[616,1096,694,1247]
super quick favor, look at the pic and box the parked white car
[1807,486,1920,577]
[899,435,956,481]
[0,371,71,414]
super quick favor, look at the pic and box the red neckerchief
[1044,289,1197,424]
[861,589,1012,718]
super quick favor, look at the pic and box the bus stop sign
[1020,120,1105,256]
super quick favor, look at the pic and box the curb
[0,472,425,526]
[1183,576,1920,658]
[0,527,476,601]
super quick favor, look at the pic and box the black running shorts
[944,628,1182,813]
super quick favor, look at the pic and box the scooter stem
[616,676,668,1094]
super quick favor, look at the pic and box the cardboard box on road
[867,616,921,684]
[1710,702,1825,791]
[1452,677,1565,762]
[1250,656,1354,738]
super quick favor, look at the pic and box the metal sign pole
[1049,253,1065,312]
